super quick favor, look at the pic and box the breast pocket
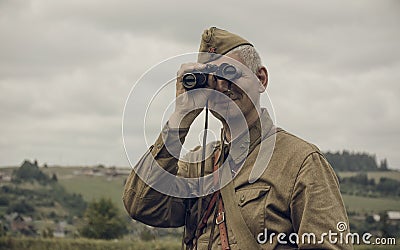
[235,186,270,236]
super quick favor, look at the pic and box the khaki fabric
[123,109,353,250]
[197,27,253,64]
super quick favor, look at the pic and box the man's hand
[169,63,216,128]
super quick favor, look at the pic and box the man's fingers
[176,63,206,79]
[206,74,217,89]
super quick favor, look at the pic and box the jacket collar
[226,108,274,164]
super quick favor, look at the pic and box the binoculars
[182,63,242,90]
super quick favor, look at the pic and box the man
[123,27,352,249]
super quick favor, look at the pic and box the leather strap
[197,192,219,232]
[195,147,230,249]
[216,197,230,249]
[196,148,221,233]
[214,147,230,250]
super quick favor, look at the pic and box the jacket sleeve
[122,123,191,228]
[290,152,354,250]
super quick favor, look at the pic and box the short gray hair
[227,45,262,74]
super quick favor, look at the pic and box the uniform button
[240,195,245,203]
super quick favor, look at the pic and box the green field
[0,237,180,250]
[354,244,398,250]
[2,167,398,249]
[338,171,400,182]
[342,194,400,212]
[31,166,128,213]
[39,168,400,215]
[57,174,127,213]
[0,237,397,250]
[337,171,400,212]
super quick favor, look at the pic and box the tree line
[339,173,400,197]
[324,150,389,171]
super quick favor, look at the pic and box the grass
[338,170,400,213]
[342,194,400,213]
[0,237,181,250]
[354,243,398,250]
[53,168,400,214]
[338,171,400,182]
[57,175,127,213]
[41,167,127,212]
[3,167,399,249]
[0,237,397,250]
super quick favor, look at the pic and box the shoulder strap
[219,127,281,249]
[195,148,231,250]
[220,169,262,250]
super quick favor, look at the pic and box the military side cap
[198,27,253,63]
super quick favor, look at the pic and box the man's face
[207,53,261,126]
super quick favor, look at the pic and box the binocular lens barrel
[182,73,207,89]
[220,63,241,80]
[181,63,241,90]
[222,65,236,78]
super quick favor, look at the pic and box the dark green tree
[80,198,127,239]
[51,173,58,182]
[0,222,6,237]
[379,159,388,170]
[377,178,400,196]
[6,199,35,215]
[324,151,384,171]
[12,160,51,185]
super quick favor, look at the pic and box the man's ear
[256,66,268,93]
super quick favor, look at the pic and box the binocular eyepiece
[182,63,242,90]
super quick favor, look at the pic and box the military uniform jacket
[123,109,353,249]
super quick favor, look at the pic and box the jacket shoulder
[275,128,320,156]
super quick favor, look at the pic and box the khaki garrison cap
[197,27,253,63]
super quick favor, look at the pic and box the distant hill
[0,160,87,237]
[1,161,399,240]
[324,150,389,172]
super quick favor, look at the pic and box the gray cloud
[0,0,399,168]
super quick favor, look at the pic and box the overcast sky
[1,0,399,169]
